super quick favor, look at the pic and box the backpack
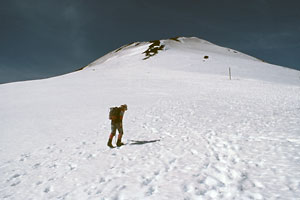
[109,107,121,120]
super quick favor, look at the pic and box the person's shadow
[129,139,160,145]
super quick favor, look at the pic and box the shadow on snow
[129,139,160,145]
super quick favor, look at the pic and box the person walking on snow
[107,104,128,148]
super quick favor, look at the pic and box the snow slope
[1,37,300,199]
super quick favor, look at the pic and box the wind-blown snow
[0,37,300,199]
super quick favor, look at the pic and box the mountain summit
[87,37,258,64]
[82,36,299,85]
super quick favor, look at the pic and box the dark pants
[111,122,123,136]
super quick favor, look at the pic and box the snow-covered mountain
[0,37,300,199]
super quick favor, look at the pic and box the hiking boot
[116,139,124,147]
[107,139,114,148]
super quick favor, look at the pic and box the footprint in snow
[33,163,41,169]
[19,153,30,162]
[36,181,43,186]
[44,186,52,193]
[191,149,198,155]
[7,174,21,182]
[68,163,77,170]
[10,181,21,187]
[146,186,155,196]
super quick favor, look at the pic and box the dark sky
[1,0,299,84]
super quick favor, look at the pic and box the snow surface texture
[1,37,300,199]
